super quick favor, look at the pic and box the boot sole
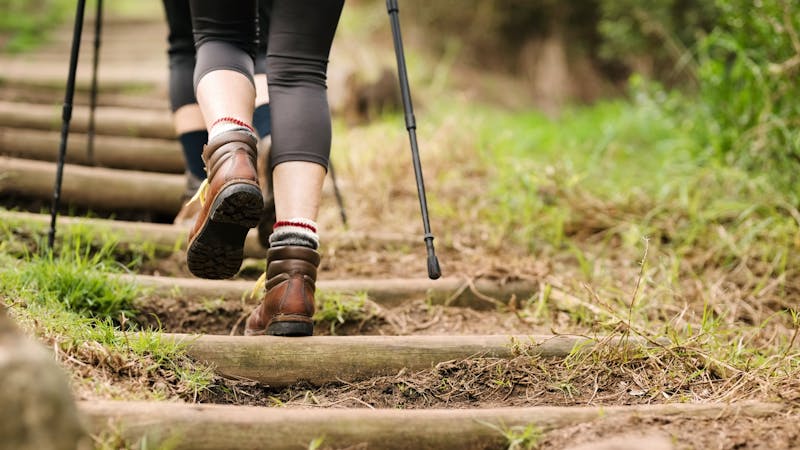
[266,321,314,337]
[187,182,263,279]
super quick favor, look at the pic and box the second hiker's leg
[254,0,278,246]
[161,0,207,224]
[245,0,344,337]
[186,0,263,279]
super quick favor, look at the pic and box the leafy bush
[598,0,718,83]
[400,0,717,84]
[690,0,800,199]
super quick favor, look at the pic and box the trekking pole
[386,0,441,280]
[48,0,87,249]
[86,0,104,165]
[328,161,348,227]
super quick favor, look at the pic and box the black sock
[253,103,271,139]
[179,130,208,180]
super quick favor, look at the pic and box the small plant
[307,436,326,450]
[313,292,370,334]
[483,421,543,450]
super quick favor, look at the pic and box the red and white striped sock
[209,116,257,142]
[269,218,319,250]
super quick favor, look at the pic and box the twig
[229,310,250,336]
[442,278,470,307]
[627,236,650,334]
[466,278,506,309]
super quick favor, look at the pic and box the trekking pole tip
[427,254,441,280]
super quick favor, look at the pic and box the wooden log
[0,60,163,93]
[0,157,184,214]
[164,333,656,386]
[0,128,184,173]
[0,101,174,139]
[78,400,783,450]
[0,210,416,259]
[2,210,187,251]
[0,85,168,110]
[127,274,538,308]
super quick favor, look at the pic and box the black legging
[189,0,344,170]
[161,0,270,112]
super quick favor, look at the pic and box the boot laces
[250,272,267,300]
[187,178,209,207]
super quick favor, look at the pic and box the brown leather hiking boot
[186,130,263,279]
[245,246,320,336]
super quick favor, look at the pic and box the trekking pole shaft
[328,161,348,227]
[387,0,441,279]
[87,0,103,165]
[48,0,87,248]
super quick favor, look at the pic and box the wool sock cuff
[178,130,208,180]
[209,117,257,142]
[269,218,319,250]
[252,103,271,138]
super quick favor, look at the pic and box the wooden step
[1,210,416,259]
[164,334,657,386]
[0,85,167,110]
[0,157,183,214]
[0,101,174,139]
[129,274,538,309]
[0,60,164,92]
[0,155,342,215]
[0,127,183,173]
[78,400,782,450]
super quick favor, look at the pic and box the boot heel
[187,182,263,279]
[210,182,264,228]
[267,321,313,337]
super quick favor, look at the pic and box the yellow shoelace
[187,178,210,207]
[250,272,267,300]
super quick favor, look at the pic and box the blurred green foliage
[692,0,800,199]
[403,0,799,199]
[598,0,718,83]
[0,0,72,52]
[402,0,716,82]
[632,0,800,200]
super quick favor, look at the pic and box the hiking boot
[186,130,263,279]
[245,245,320,336]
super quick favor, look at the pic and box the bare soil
[540,413,800,450]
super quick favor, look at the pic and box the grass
[482,422,542,450]
[0,222,215,408]
[313,291,371,334]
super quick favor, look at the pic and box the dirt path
[1,8,798,450]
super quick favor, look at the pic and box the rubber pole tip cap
[427,255,441,280]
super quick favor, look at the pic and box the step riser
[0,101,173,139]
[79,401,783,450]
[1,210,416,259]
[0,157,340,215]
[0,157,184,214]
[167,334,657,387]
[0,128,183,173]
[130,274,537,310]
